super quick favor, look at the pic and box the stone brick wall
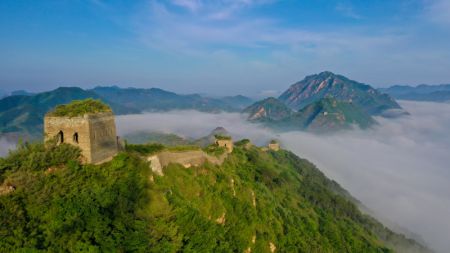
[268,143,280,151]
[44,112,118,164]
[87,113,118,164]
[216,139,233,153]
[148,150,227,175]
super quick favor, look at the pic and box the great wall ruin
[43,100,281,174]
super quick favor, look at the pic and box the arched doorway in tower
[57,130,64,144]
[73,132,79,144]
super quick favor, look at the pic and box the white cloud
[279,101,450,253]
[116,110,274,143]
[0,137,16,157]
[123,0,450,89]
[116,101,450,253]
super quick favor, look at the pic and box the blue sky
[1,0,450,96]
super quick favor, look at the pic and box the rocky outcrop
[215,212,226,225]
[0,184,15,196]
[269,242,276,253]
[251,190,256,207]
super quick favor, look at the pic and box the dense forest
[0,140,430,252]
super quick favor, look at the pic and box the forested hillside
[0,141,430,252]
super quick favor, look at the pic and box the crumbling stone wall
[148,150,227,175]
[44,112,118,164]
[216,139,233,153]
[268,143,280,151]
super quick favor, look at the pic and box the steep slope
[244,97,375,131]
[0,87,136,137]
[279,71,401,115]
[289,97,376,131]
[379,84,450,102]
[243,97,293,121]
[90,86,236,112]
[0,141,431,252]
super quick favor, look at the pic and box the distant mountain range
[0,90,35,99]
[1,72,413,137]
[245,71,403,131]
[90,86,252,112]
[0,87,136,137]
[379,84,450,102]
[0,86,253,138]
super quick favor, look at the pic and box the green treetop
[47,98,112,117]
[214,134,232,140]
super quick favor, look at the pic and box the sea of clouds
[1,101,449,252]
[115,101,450,253]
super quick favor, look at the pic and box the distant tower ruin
[44,99,119,164]
[268,140,280,151]
[215,135,233,153]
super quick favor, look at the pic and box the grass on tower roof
[48,98,112,117]
[214,134,231,140]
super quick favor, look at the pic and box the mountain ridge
[379,84,450,102]
[0,86,254,138]
[279,71,401,115]
[0,139,432,252]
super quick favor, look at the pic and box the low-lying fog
[0,137,16,157]
[0,101,449,252]
[116,101,450,253]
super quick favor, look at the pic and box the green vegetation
[214,134,231,140]
[124,131,193,146]
[278,71,401,115]
[235,139,251,146]
[246,97,376,132]
[125,143,166,155]
[90,86,247,113]
[269,139,278,144]
[0,141,430,252]
[243,97,293,121]
[166,145,202,152]
[48,98,112,117]
[125,143,201,156]
[203,144,227,156]
[0,142,150,252]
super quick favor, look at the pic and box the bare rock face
[215,212,226,225]
[269,242,276,253]
[251,190,256,207]
[243,97,293,121]
[0,184,15,196]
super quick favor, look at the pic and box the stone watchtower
[44,99,119,164]
[268,140,280,151]
[215,135,233,153]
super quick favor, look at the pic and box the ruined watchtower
[44,99,119,164]
[215,135,233,153]
[268,140,280,151]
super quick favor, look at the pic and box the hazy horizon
[1,72,450,99]
[1,0,450,95]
